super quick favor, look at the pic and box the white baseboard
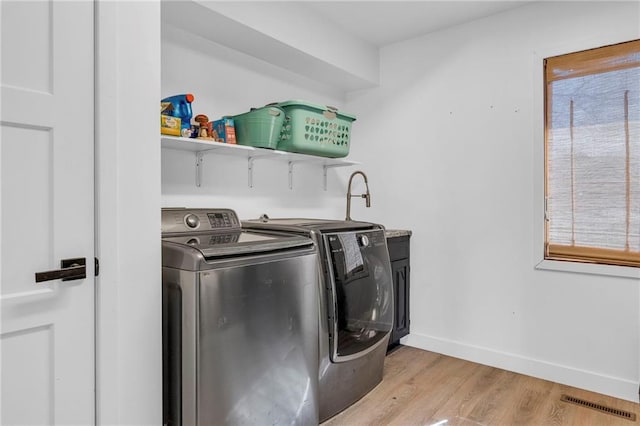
[402,332,639,403]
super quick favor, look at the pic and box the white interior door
[0,1,95,424]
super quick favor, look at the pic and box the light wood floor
[323,346,639,426]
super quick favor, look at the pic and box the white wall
[161,25,364,221]
[96,2,162,424]
[345,1,640,402]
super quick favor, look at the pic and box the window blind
[545,40,640,267]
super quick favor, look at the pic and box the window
[544,40,640,267]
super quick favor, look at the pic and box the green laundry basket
[229,106,285,149]
[274,100,356,158]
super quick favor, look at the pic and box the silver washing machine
[242,217,394,422]
[162,208,319,426]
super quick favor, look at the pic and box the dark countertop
[385,229,412,238]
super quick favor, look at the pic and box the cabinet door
[387,236,410,262]
[391,258,410,344]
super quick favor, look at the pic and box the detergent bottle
[161,94,194,130]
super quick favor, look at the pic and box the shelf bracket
[288,161,295,190]
[192,148,220,187]
[288,160,314,190]
[195,151,204,187]
[323,164,346,191]
[247,155,271,188]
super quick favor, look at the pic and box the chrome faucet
[346,170,371,221]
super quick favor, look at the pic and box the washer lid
[242,218,378,234]
[162,230,313,259]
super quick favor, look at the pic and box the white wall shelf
[161,136,359,190]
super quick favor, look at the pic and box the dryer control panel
[162,208,240,236]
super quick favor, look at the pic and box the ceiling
[303,1,534,46]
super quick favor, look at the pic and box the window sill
[535,259,640,279]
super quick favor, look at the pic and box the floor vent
[560,394,636,421]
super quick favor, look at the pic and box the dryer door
[323,230,393,362]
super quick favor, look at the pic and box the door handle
[35,257,86,283]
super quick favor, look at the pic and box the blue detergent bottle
[161,94,194,130]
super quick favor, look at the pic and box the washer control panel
[161,208,240,236]
[206,211,234,228]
